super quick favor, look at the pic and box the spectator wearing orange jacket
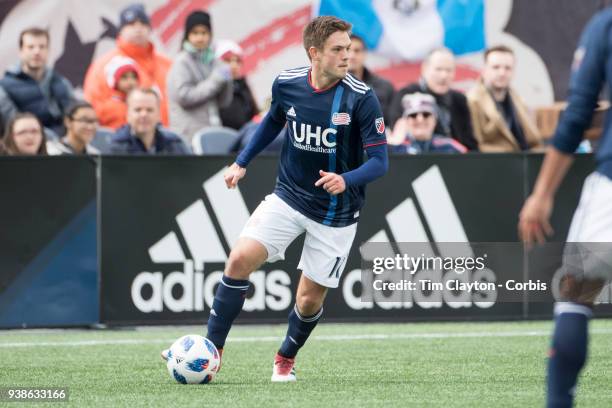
[83,3,171,125]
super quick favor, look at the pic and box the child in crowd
[97,56,140,129]
[217,40,259,130]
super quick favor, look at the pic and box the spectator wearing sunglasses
[388,93,467,154]
[388,48,477,151]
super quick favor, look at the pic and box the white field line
[1,328,612,348]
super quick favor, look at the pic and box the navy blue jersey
[552,7,612,177]
[267,67,387,227]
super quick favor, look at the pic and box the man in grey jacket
[167,11,233,145]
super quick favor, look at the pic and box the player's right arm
[518,148,573,243]
[226,78,286,189]
[519,12,609,243]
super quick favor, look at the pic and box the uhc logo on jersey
[375,117,385,134]
[331,112,351,126]
[290,120,337,153]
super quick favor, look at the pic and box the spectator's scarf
[183,41,215,65]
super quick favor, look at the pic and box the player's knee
[295,292,323,316]
[559,275,586,302]
[225,248,256,280]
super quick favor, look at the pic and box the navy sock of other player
[547,304,590,408]
[278,304,324,359]
[206,275,250,349]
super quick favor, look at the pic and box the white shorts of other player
[240,193,357,288]
[565,171,612,280]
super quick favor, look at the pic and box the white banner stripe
[176,199,227,265]
[2,328,612,348]
[412,165,473,258]
[203,167,251,249]
[386,198,436,258]
[148,231,186,263]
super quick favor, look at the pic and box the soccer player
[163,16,388,382]
[518,8,612,408]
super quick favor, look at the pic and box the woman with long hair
[0,112,47,155]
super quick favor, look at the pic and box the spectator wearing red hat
[217,40,259,131]
[83,3,172,126]
[167,10,233,144]
[94,56,140,129]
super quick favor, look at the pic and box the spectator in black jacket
[217,40,259,130]
[0,27,75,138]
[389,47,478,151]
[110,88,190,155]
[348,34,395,125]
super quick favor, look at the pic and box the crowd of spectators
[0,3,586,157]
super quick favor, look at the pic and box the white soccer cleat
[271,353,297,382]
[161,348,170,362]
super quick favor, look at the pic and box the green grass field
[1,320,612,407]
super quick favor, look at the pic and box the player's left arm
[315,144,388,195]
[315,91,389,195]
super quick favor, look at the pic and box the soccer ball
[166,335,221,384]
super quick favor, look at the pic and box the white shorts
[564,171,612,281]
[239,194,357,288]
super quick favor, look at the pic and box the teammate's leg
[206,238,268,350]
[547,273,605,408]
[546,172,612,407]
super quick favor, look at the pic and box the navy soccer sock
[206,275,250,349]
[547,302,591,408]
[278,304,323,359]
